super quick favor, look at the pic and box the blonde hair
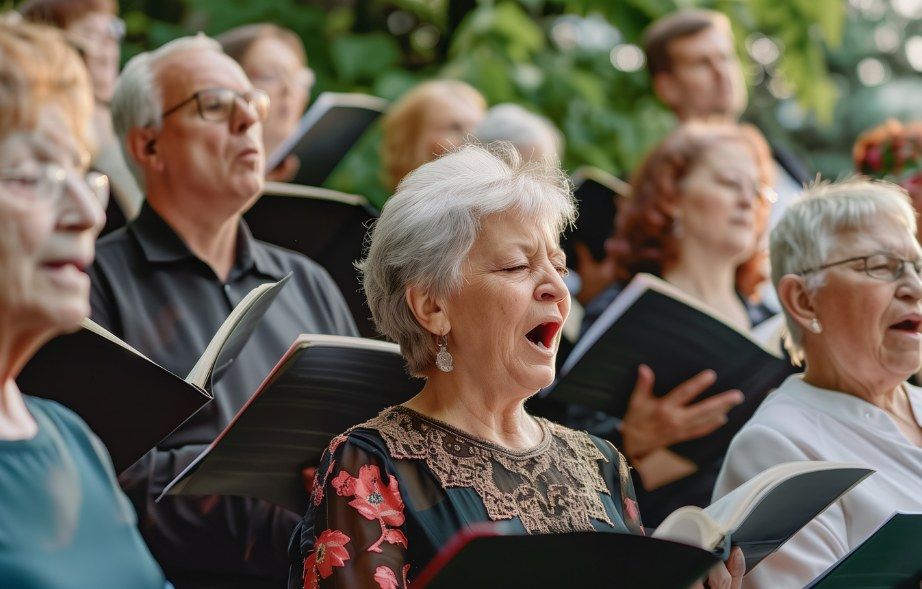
[381,79,486,191]
[0,20,93,149]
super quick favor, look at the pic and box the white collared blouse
[713,374,922,588]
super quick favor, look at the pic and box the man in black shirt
[90,35,358,588]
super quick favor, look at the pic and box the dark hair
[215,23,306,68]
[610,121,774,299]
[643,9,730,77]
[19,0,116,29]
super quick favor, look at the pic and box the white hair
[110,34,223,186]
[473,103,564,163]
[770,178,917,363]
[360,142,576,375]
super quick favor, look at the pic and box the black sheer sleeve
[290,435,409,589]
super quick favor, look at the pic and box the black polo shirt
[89,202,358,588]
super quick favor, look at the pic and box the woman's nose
[58,172,106,233]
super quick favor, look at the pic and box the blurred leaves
[74,0,851,197]
[331,33,402,85]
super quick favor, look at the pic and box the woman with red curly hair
[573,121,777,526]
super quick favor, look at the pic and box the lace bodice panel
[290,406,643,589]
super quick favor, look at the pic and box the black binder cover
[244,187,378,338]
[162,335,422,512]
[805,513,922,589]
[16,275,290,473]
[414,527,720,589]
[266,92,387,187]
[17,329,209,474]
[549,274,797,467]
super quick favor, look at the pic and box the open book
[266,91,389,186]
[549,272,797,468]
[244,182,378,337]
[16,275,291,473]
[160,334,423,512]
[652,461,873,572]
[805,512,922,588]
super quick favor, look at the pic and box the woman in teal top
[0,21,165,588]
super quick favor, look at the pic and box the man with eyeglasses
[89,35,358,588]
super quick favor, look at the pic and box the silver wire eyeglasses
[798,253,922,282]
[161,87,270,122]
[0,164,109,206]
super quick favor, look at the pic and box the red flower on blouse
[623,497,643,535]
[303,529,351,589]
[332,464,408,553]
[373,564,411,589]
[332,464,405,526]
[311,435,349,507]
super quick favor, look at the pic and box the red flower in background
[865,145,884,172]
[303,529,351,589]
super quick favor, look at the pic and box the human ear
[405,285,451,336]
[652,72,682,111]
[125,126,163,174]
[777,274,817,331]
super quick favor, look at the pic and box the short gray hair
[770,178,917,363]
[474,103,564,163]
[360,142,576,375]
[110,34,223,186]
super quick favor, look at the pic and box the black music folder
[161,334,422,512]
[548,272,795,468]
[266,91,388,186]
[414,527,720,589]
[244,182,378,337]
[17,275,290,472]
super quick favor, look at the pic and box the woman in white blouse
[714,178,922,588]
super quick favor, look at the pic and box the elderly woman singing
[0,21,165,587]
[714,179,922,588]
[289,144,744,589]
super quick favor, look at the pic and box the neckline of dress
[392,405,553,458]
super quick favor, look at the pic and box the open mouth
[525,321,561,351]
[889,318,922,334]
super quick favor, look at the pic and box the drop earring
[435,333,454,372]
[809,318,822,334]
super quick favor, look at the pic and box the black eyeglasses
[799,253,922,282]
[161,87,270,122]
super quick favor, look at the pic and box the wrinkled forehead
[829,215,922,259]
[154,48,252,102]
[477,210,565,256]
[0,106,89,168]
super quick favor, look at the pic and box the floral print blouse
[289,405,644,589]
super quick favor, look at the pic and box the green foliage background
[24,0,921,207]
